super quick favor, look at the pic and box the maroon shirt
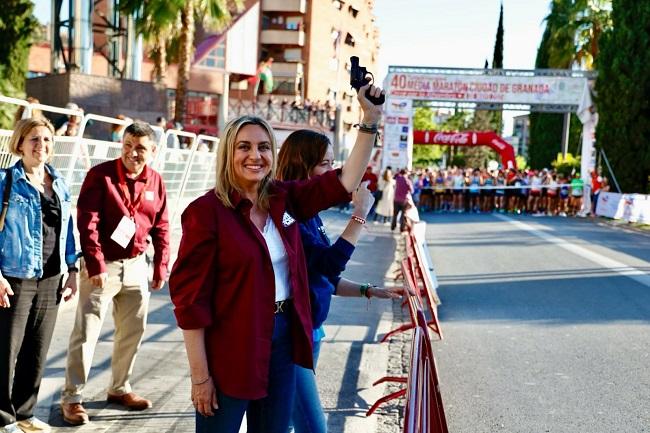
[362,171,378,192]
[169,169,349,400]
[77,159,170,281]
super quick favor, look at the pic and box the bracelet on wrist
[351,215,366,225]
[192,376,211,386]
[359,283,374,299]
[354,123,379,135]
[68,266,79,273]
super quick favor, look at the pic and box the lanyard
[116,160,149,218]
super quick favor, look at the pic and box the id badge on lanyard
[112,161,147,249]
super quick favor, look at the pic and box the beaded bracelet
[351,215,366,225]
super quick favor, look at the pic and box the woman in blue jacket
[0,118,79,433]
[276,130,401,433]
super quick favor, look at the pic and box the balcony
[262,0,306,13]
[271,62,303,79]
[261,29,305,46]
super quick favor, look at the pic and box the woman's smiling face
[232,124,273,189]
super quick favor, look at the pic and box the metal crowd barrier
[382,230,443,343]
[0,96,219,229]
[368,258,449,432]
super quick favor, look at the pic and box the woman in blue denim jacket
[0,118,79,433]
[277,130,402,433]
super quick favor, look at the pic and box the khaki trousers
[61,255,150,403]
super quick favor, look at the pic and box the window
[344,33,355,47]
[332,0,343,10]
[348,5,358,17]
[198,41,226,69]
[284,48,303,62]
[286,16,302,30]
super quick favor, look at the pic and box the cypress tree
[596,0,650,193]
[493,3,504,69]
[491,2,504,134]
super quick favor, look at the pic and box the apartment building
[259,0,380,128]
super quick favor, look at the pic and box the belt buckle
[274,299,287,314]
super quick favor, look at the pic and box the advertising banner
[382,98,413,170]
[385,72,586,106]
[596,192,650,224]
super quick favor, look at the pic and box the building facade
[258,0,380,130]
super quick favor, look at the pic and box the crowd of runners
[389,167,609,217]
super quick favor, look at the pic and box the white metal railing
[0,96,220,229]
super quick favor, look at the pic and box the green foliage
[439,111,471,131]
[528,0,589,169]
[0,79,23,129]
[515,155,529,170]
[596,0,650,193]
[412,145,444,168]
[0,0,37,129]
[450,153,466,168]
[552,152,581,177]
[493,3,504,69]
[412,107,437,131]
[545,0,612,70]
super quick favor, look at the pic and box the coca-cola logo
[433,132,469,145]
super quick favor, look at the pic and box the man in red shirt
[61,121,170,425]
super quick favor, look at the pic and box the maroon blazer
[169,169,350,400]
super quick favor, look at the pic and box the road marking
[495,215,650,288]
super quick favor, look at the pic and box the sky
[373,0,553,134]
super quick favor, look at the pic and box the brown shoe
[61,402,89,425]
[106,392,152,411]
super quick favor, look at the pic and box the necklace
[26,172,46,186]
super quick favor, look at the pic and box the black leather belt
[274,299,291,314]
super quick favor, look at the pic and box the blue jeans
[291,338,326,433]
[196,313,296,433]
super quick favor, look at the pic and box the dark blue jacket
[299,215,354,329]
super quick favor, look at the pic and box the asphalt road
[423,213,650,433]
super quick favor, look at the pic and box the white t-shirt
[261,216,291,302]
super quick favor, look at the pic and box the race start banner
[385,72,585,106]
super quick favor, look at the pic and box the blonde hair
[13,97,44,125]
[214,115,277,209]
[8,118,56,158]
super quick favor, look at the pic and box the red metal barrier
[410,233,443,340]
[368,258,449,432]
[382,233,443,343]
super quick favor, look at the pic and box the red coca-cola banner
[412,130,516,169]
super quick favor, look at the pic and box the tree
[596,0,650,193]
[491,2,504,134]
[546,0,612,70]
[123,0,242,123]
[174,0,242,124]
[493,3,504,69]
[0,0,38,128]
[412,107,443,167]
[121,0,181,84]
[528,0,589,169]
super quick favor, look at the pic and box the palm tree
[121,0,181,84]
[122,0,242,123]
[545,0,612,70]
[174,0,242,124]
